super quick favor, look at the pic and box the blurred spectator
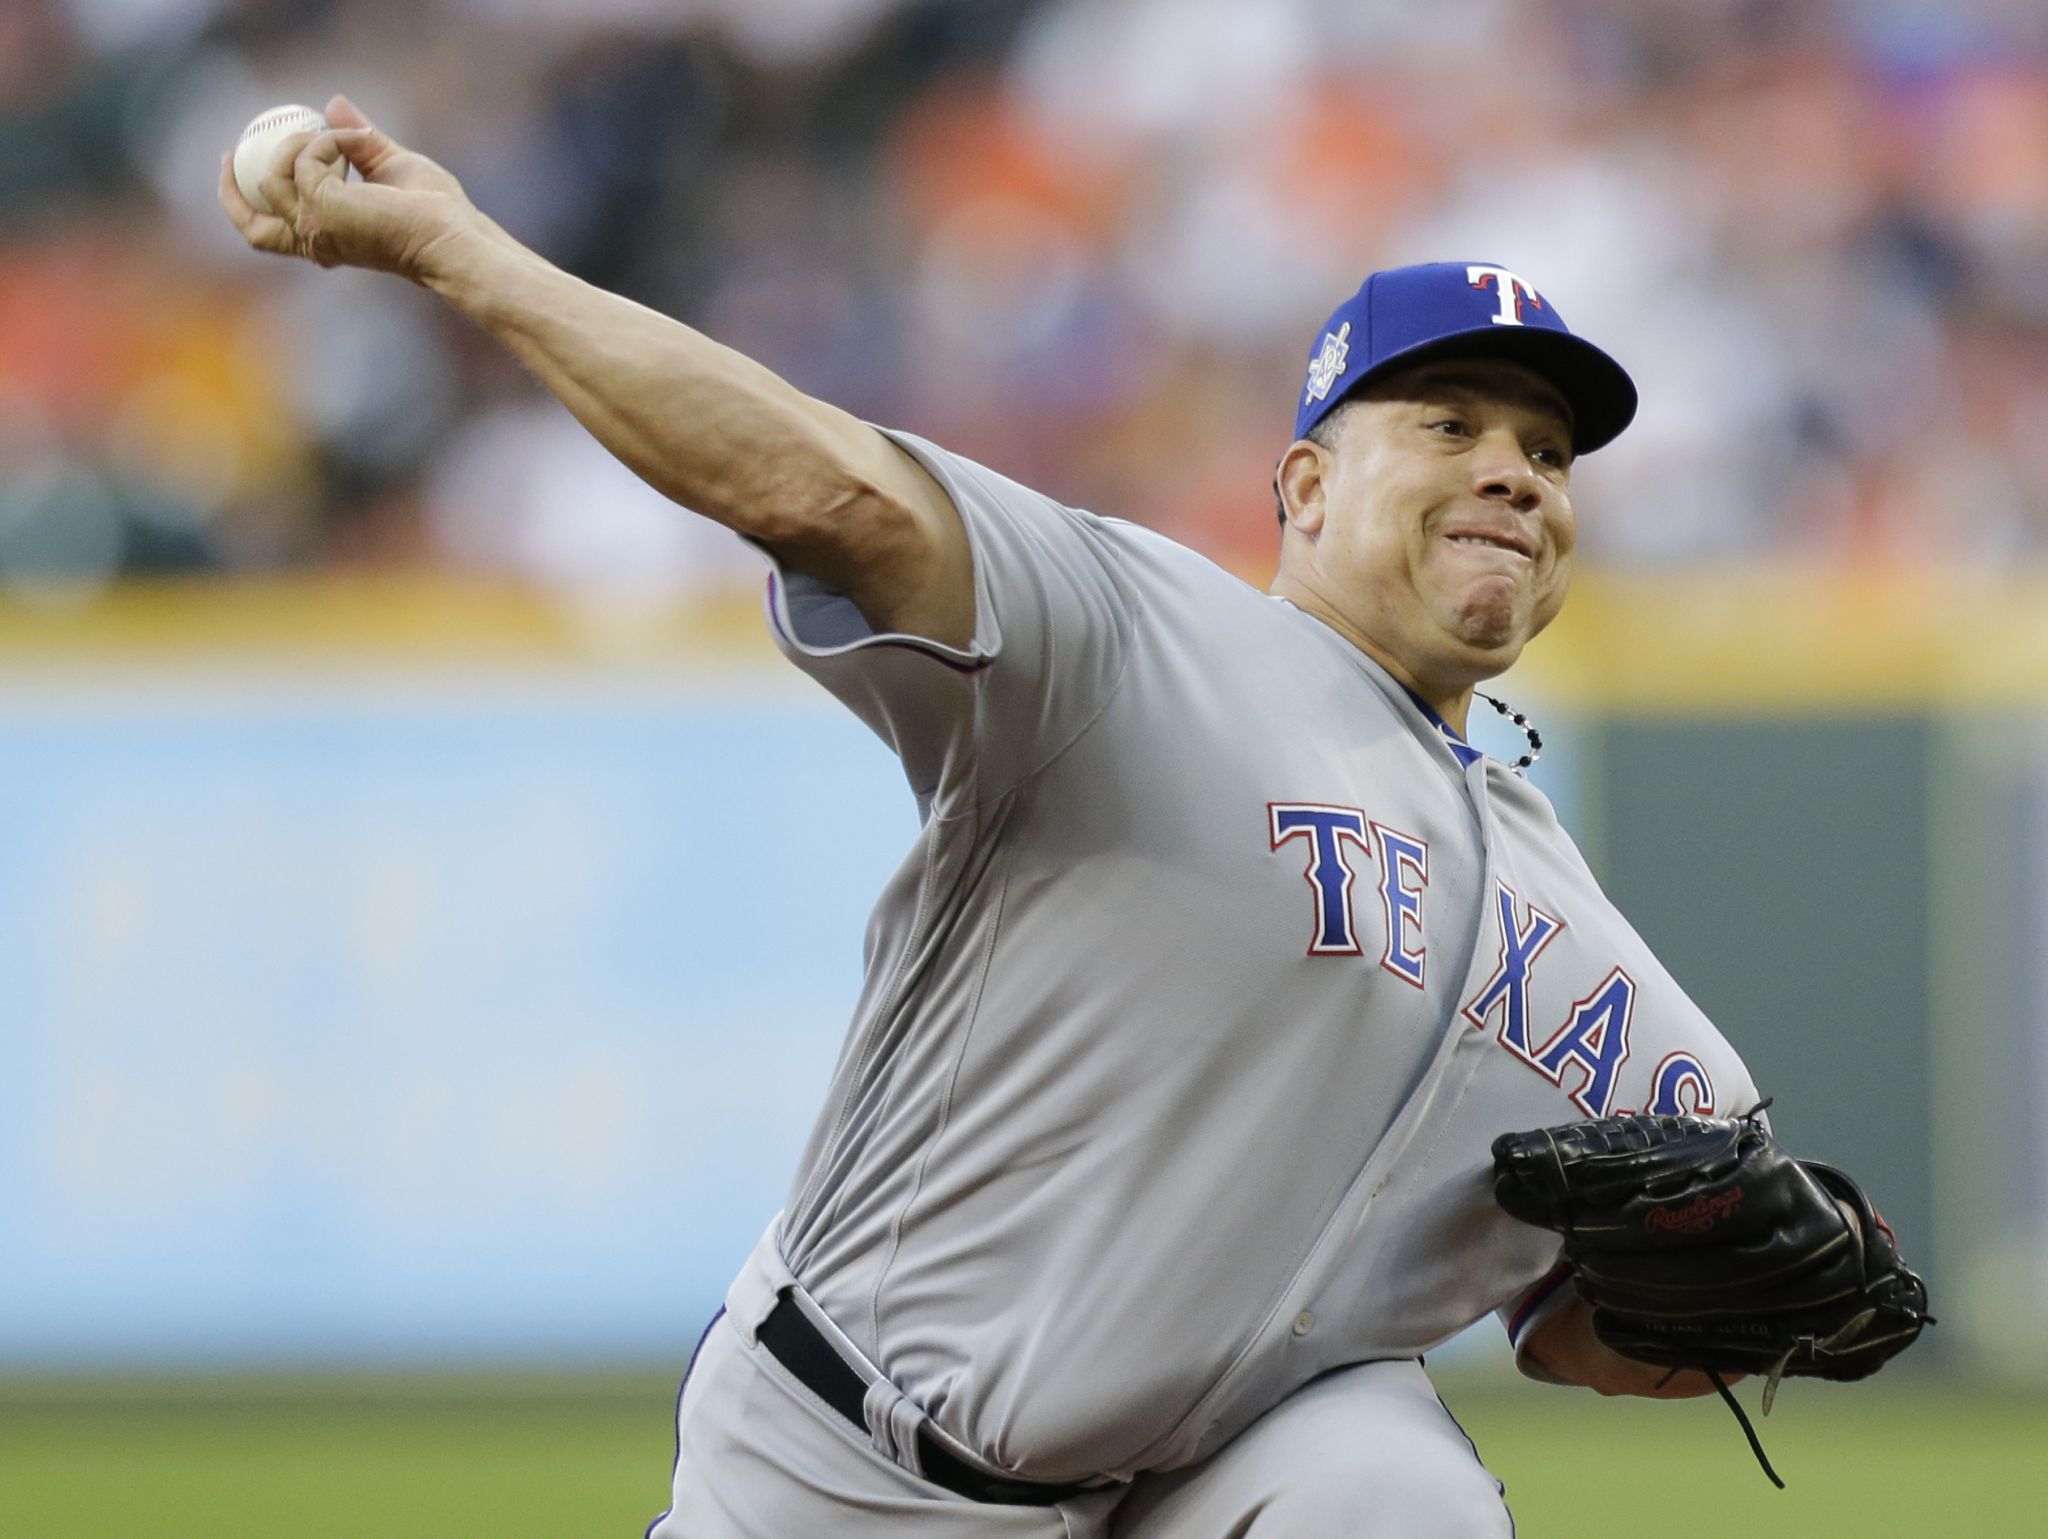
[0,0,2043,601]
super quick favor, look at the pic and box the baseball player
[221,99,1922,1537]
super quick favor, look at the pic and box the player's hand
[217,94,482,283]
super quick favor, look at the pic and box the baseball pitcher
[221,96,1927,1538]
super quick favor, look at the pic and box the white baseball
[233,104,329,214]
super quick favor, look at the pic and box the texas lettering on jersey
[1268,804,1429,985]
[1269,804,1718,1118]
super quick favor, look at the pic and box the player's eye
[1530,445,1569,469]
[1427,417,1471,438]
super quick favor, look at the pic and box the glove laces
[1707,1372,1784,1490]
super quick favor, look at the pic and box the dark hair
[1274,401,1353,527]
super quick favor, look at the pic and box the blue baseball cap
[1294,262,1637,454]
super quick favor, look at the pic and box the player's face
[1279,359,1578,703]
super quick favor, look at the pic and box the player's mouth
[1441,529,1535,561]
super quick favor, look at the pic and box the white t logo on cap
[1466,265,1543,326]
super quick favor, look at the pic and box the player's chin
[1445,581,1530,655]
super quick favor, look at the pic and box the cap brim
[1344,326,1638,456]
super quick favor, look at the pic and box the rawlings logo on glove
[1642,1188,1744,1234]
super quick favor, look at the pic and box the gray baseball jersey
[754,428,1760,1484]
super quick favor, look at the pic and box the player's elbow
[756,471,974,647]
[751,467,923,580]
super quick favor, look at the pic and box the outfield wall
[0,577,2039,1377]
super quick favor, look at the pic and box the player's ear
[1276,439,1330,536]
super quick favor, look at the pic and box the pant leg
[648,1313,1122,1539]
[1108,1360,1513,1539]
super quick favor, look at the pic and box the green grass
[0,1373,679,1539]
[2,1371,2039,1537]
[1442,1372,2044,1537]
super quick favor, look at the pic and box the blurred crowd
[2,0,2046,601]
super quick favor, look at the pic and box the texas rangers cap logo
[1290,260,1638,453]
[1466,264,1544,326]
[1304,321,1352,406]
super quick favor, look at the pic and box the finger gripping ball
[234,104,329,213]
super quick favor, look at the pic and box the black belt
[755,1292,1099,1507]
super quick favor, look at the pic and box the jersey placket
[1143,724,1504,1472]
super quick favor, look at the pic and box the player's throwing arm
[217,94,975,649]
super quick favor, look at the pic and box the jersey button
[1291,1311,1316,1337]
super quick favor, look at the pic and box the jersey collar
[1398,685,1485,769]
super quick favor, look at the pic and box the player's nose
[1470,441,1545,513]
[1473,473,1542,515]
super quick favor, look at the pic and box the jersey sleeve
[1497,1258,1577,1384]
[764,428,1139,812]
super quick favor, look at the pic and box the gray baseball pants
[647,1248,1513,1538]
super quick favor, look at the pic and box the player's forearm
[1524,1296,1733,1399]
[419,223,882,548]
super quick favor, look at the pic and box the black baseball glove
[1491,1105,1932,1484]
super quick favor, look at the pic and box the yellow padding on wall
[1520,569,2048,710]
[0,577,777,670]
[0,570,2042,707]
